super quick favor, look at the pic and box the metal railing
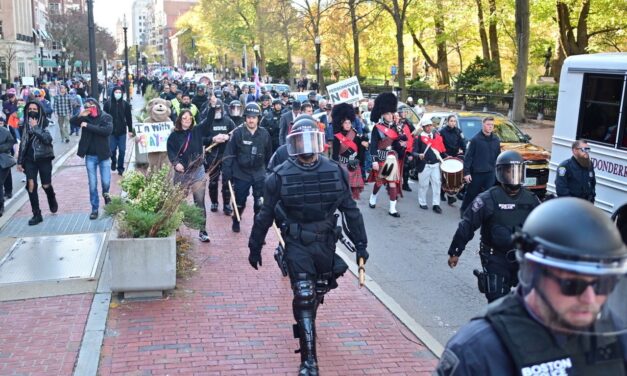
[361,86,558,121]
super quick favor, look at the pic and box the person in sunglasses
[437,197,627,376]
[555,139,596,203]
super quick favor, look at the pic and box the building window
[0,21,3,37]
[18,62,25,77]
[577,74,625,147]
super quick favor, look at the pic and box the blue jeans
[109,134,127,173]
[85,155,111,212]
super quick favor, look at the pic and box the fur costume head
[370,92,398,123]
[331,103,356,134]
[145,98,172,123]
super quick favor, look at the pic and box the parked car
[448,111,551,198]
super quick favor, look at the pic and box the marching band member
[331,103,366,200]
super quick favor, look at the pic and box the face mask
[28,111,39,119]
[114,93,122,100]
[88,107,98,117]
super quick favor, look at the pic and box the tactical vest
[481,187,538,252]
[236,127,268,170]
[486,294,625,376]
[278,158,345,223]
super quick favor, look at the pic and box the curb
[337,245,445,359]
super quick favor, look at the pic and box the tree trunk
[284,25,293,84]
[556,0,589,56]
[512,0,530,122]
[552,37,566,82]
[487,0,501,79]
[395,17,406,100]
[349,0,361,78]
[475,0,491,60]
[434,0,450,87]
[255,3,267,77]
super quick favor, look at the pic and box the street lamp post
[314,36,321,93]
[135,45,140,78]
[123,15,130,100]
[253,45,259,69]
[39,41,44,78]
[61,46,66,80]
[86,0,98,99]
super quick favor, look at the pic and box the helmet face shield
[496,163,524,186]
[286,130,325,156]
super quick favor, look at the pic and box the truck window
[577,74,625,147]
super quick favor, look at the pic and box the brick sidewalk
[0,142,438,375]
[99,201,438,375]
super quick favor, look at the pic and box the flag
[253,66,261,100]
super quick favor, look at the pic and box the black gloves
[355,243,369,265]
[248,251,262,270]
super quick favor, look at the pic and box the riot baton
[358,257,366,288]
[272,222,285,248]
[227,180,241,222]
[204,143,218,153]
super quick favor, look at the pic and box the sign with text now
[134,122,174,154]
[327,76,363,105]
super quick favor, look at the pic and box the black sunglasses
[578,147,591,153]
[543,269,619,296]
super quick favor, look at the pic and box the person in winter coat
[17,101,57,225]
[0,114,16,215]
[71,98,113,220]
[103,87,134,175]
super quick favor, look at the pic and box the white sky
[93,0,133,37]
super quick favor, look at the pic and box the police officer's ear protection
[512,231,536,253]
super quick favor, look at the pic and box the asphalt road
[337,122,555,348]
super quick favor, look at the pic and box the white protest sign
[327,76,363,104]
[22,76,35,86]
[134,121,173,153]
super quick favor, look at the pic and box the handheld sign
[134,121,173,153]
[327,76,363,105]
[22,76,35,86]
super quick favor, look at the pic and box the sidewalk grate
[0,213,112,238]
[0,233,106,284]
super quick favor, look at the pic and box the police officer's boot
[232,206,244,233]
[297,317,319,376]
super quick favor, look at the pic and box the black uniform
[222,125,273,219]
[202,109,236,210]
[248,156,368,372]
[555,156,596,203]
[437,291,627,375]
[260,109,282,152]
[448,185,540,302]
[440,125,466,158]
[460,131,501,213]
[267,144,290,172]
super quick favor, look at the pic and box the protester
[72,98,113,220]
[52,84,73,143]
[17,101,57,226]
[103,87,134,176]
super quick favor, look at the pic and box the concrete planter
[107,226,176,298]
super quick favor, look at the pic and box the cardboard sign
[22,76,35,86]
[327,76,363,104]
[134,122,173,153]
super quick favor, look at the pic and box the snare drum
[440,157,464,194]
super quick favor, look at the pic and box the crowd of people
[0,72,625,375]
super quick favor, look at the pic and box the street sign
[391,65,397,75]
[327,76,363,105]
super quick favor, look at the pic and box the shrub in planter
[105,165,204,238]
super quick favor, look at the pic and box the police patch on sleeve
[472,197,485,212]
[436,349,460,375]
[558,166,566,176]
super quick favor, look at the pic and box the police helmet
[244,102,261,117]
[214,89,223,99]
[495,150,525,187]
[308,91,317,100]
[515,198,627,334]
[229,100,242,117]
[261,94,271,102]
[272,98,282,107]
[286,117,325,157]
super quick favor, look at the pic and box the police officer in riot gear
[437,197,627,375]
[260,94,272,115]
[307,91,319,111]
[447,151,540,302]
[228,100,244,127]
[202,99,236,215]
[260,98,283,152]
[222,102,272,233]
[248,117,369,375]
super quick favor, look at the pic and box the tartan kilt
[348,165,364,189]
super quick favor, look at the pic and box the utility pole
[86,0,98,100]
